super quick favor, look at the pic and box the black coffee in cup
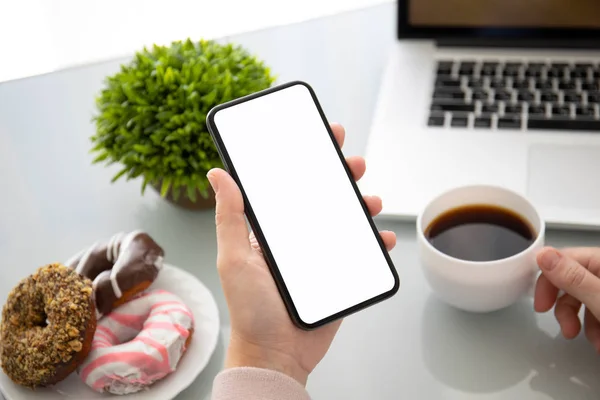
[424,204,536,262]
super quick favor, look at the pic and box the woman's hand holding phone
[207,123,397,386]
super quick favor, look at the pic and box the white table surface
[2,4,600,399]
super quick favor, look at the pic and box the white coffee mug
[416,185,545,313]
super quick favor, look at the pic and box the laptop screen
[410,0,600,28]
[400,0,600,41]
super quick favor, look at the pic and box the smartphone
[206,81,399,329]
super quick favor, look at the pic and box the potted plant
[90,39,276,210]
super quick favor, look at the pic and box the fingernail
[539,249,561,271]
[207,170,218,193]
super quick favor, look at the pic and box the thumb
[537,247,600,316]
[207,168,251,265]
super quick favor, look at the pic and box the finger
[363,195,383,216]
[330,123,345,149]
[346,156,366,182]
[534,273,560,313]
[554,293,582,339]
[537,247,600,318]
[380,230,397,251]
[250,232,262,254]
[207,168,251,265]
[561,247,597,268]
[584,307,600,352]
[534,246,600,313]
[562,247,600,276]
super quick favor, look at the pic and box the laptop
[360,0,600,230]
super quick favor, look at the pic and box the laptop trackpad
[527,144,600,211]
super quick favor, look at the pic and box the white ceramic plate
[0,264,220,400]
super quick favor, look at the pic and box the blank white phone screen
[212,83,397,324]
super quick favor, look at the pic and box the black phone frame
[206,80,400,330]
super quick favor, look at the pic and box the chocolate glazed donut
[65,231,164,317]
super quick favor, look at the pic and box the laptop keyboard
[428,59,600,131]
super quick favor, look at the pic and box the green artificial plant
[90,39,275,202]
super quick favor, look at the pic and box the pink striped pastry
[78,289,194,395]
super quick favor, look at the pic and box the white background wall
[0,0,390,83]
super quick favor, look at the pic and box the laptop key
[569,69,587,79]
[518,91,535,101]
[504,104,522,114]
[451,115,469,127]
[433,90,465,101]
[506,62,522,68]
[582,82,599,91]
[535,80,553,90]
[495,90,512,101]
[436,78,461,87]
[502,67,520,77]
[525,68,543,78]
[528,105,546,116]
[541,92,559,102]
[481,104,499,114]
[472,90,488,100]
[588,92,600,103]
[459,62,476,75]
[552,105,571,117]
[528,118,600,131]
[563,92,583,103]
[513,79,530,90]
[481,62,498,76]
[558,81,577,91]
[573,67,591,76]
[428,114,445,127]
[490,79,508,89]
[576,105,595,117]
[529,62,546,68]
[482,61,499,67]
[468,77,485,89]
[547,68,563,78]
[498,116,521,129]
[474,116,492,128]
[431,101,475,113]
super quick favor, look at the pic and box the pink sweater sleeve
[211,367,311,400]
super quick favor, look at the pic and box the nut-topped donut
[0,263,97,388]
[65,230,164,318]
